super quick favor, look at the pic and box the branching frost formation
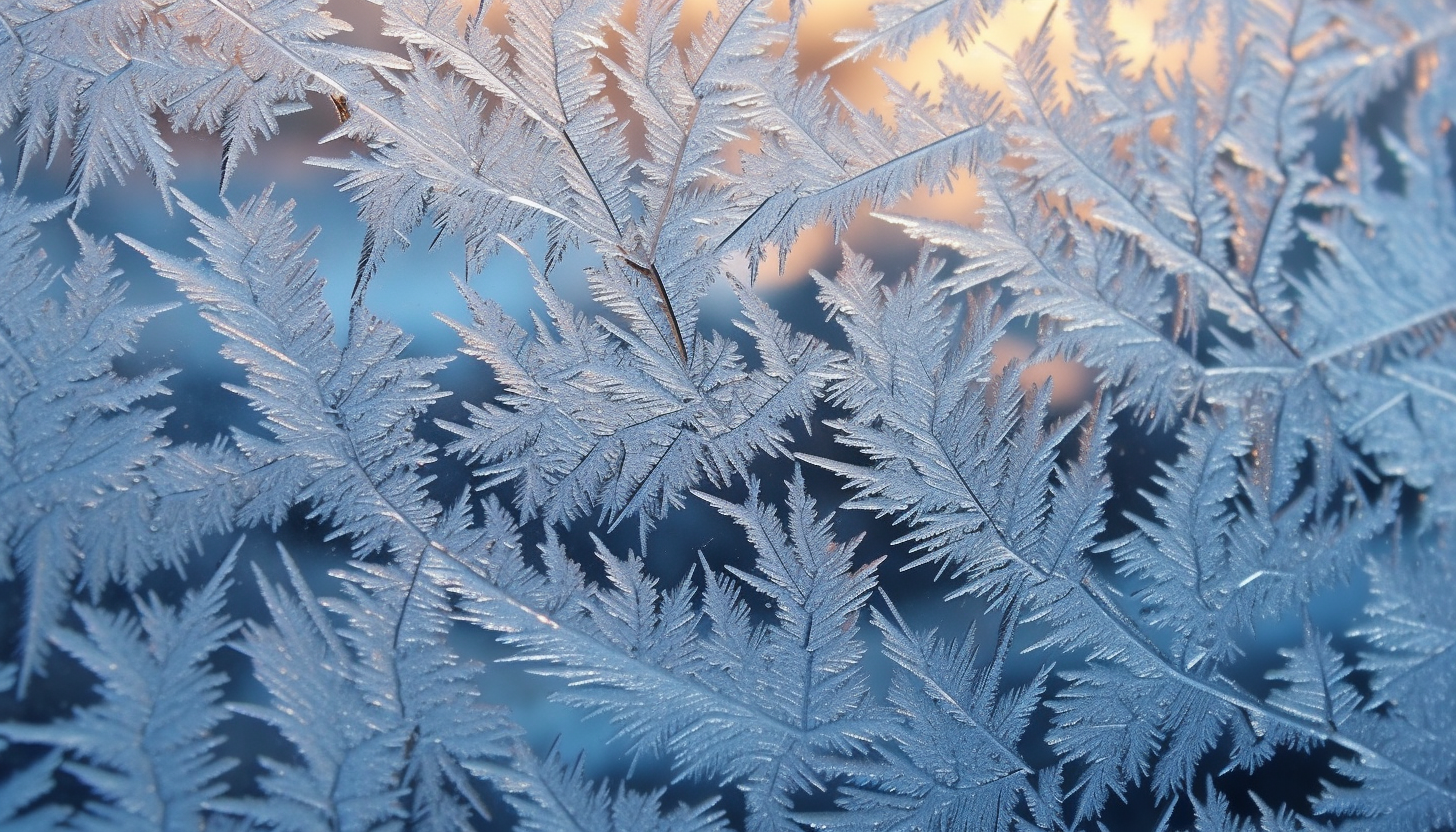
[1,0,1455,830]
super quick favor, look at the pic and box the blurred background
[1,0,1369,828]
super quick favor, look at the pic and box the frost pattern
[2,1,1456,831]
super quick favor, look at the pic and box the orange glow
[754,222,838,288]
[424,0,1187,413]
[992,332,1094,413]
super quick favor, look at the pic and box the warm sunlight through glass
[3,0,1453,829]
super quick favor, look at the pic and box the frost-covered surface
[2,0,1455,829]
